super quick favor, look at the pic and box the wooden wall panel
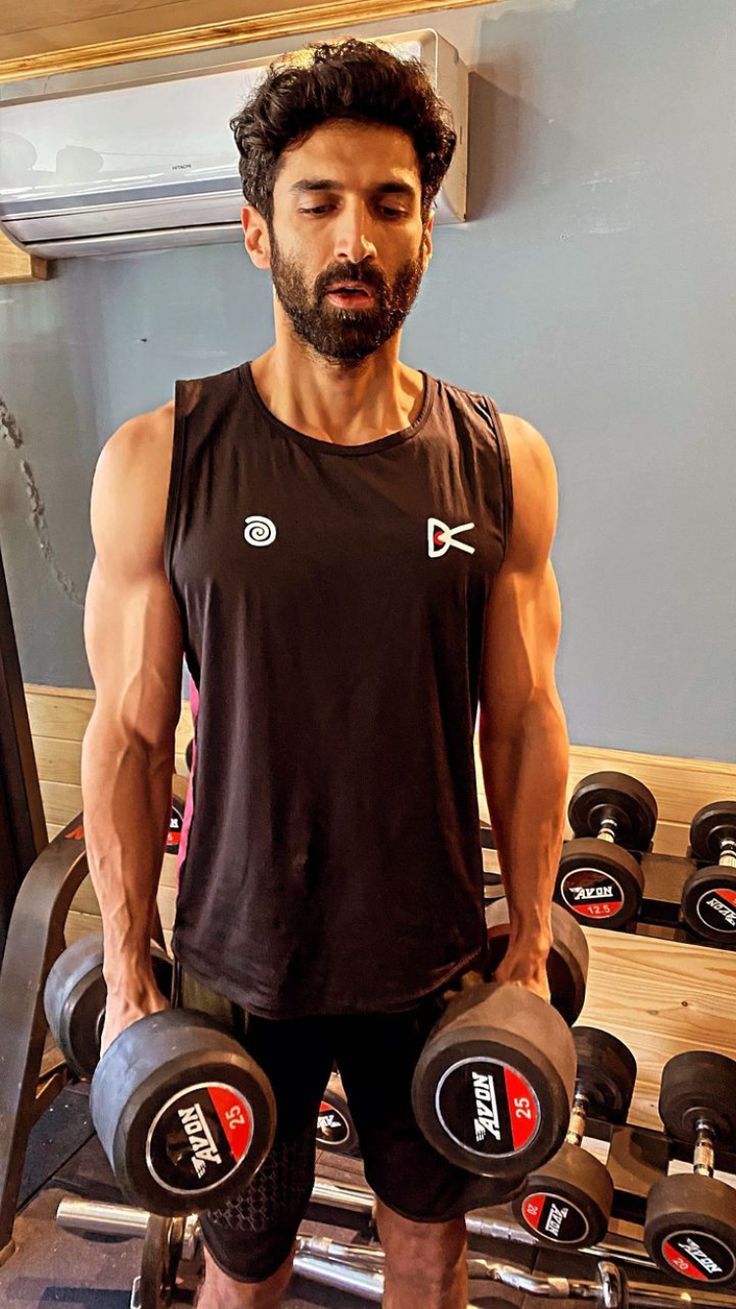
[22,683,736,1131]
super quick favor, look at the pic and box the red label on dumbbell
[147,1082,254,1195]
[696,887,736,934]
[522,1192,589,1244]
[560,868,624,920]
[662,1231,736,1283]
[436,1058,540,1158]
[166,808,182,854]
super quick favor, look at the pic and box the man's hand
[99,975,171,1058]
[492,943,551,1004]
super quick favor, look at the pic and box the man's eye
[299,205,405,217]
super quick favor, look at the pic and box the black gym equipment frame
[0,536,48,957]
[0,777,186,1266]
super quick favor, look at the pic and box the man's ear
[241,204,271,270]
[423,213,434,262]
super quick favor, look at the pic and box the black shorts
[173,964,505,1283]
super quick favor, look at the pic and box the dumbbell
[514,1026,636,1247]
[485,899,588,1026]
[89,1006,276,1216]
[554,772,657,929]
[644,1051,736,1286]
[680,802,736,946]
[316,1072,360,1156]
[411,898,588,1182]
[44,933,174,1080]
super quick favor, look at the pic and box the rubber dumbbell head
[412,977,576,1182]
[485,898,589,1025]
[89,1007,276,1216]
[44,934,173,1081]
[681,802,736,945]
[554,772,656,929]
[644,1050,736,1286]
[514,1026,636,1248]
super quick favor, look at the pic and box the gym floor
[0,1082,683,1309]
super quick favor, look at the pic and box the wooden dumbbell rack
[483,820,736,951]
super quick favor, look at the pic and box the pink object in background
[176,677,198,888]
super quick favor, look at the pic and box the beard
[268,227,427,366]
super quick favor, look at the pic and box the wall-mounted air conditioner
[0,30,468,259]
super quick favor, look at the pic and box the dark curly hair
[229,37,457,229]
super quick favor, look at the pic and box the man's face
[257,120,433,364]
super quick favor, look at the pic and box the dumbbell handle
[566,1089,589,1148]
[596,816,618,844]
[693,1117,715,1178]
[715,838,736,869]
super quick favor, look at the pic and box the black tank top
[165,360,513,1019]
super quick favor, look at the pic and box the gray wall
[1,0,734,760]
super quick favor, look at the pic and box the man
[81,37,568,1309]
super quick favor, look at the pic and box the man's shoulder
[101,400,175,469]
[91,401,177,566]
[496,412,557,481]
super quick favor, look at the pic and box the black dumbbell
[44,934,174,1080]
[514,1026,636,1247]
[316,1072,360,1156]
[681,802,736,946]
[411,898,589,1183]
[89,1007,276,1216]
[554,772,657,930]
[644,1051,736,1287]
[485,899,589,1026]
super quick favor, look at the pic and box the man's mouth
[326,284,375,304]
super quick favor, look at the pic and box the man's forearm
[478,703,569,962]
[81,713,174,997]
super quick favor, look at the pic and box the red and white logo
[428,518,476,557]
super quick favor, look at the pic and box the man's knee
[375,1197,467,1280]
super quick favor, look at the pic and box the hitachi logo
[570,885,614,900]
[472,1071,501,1143]
[705,896,736,927]
[680,1238,723,1276]
[544,1202,569,1238]
[178,1103,222,1179]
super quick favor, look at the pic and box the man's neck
[249,346,425,446]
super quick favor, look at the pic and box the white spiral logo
[243,515,277,547]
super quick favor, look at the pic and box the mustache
[320,271,383,294]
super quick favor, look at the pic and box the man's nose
[331,201,379,267]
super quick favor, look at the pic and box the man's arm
[478,415,569,998]
[81,404,183,1041]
